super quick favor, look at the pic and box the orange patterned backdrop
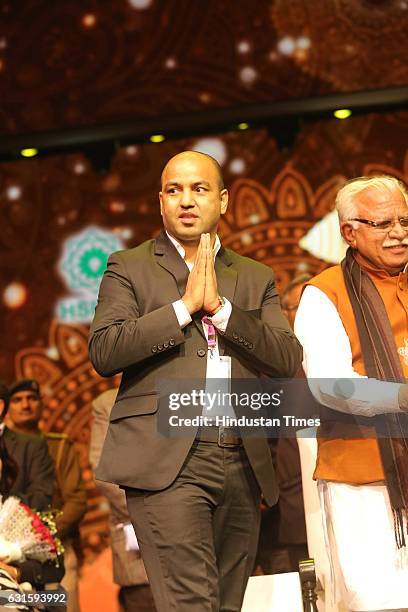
[2,114,407,566]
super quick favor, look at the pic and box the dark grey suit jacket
[4,427,55,511]
[89,232,302,505]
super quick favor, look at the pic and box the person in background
[90,388,156,612]
[255,273,311,574]
[0,381,64,591]
[0,381,54,511]
[7,379,87,612]
[280,273,313,328]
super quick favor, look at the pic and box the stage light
[192,138,227,165]
[237,122,249,130]
[149,134,165,143]
[277,36,296,56]
[3,282,27,309]
[229,158,246,174]
[239,66,257,85]
[20,148,38,158]
[297,36,311,50]
[165,57,177,69]
[109,200,126,213]
[128,0,152,8]
[334,109,352,119]
[73,161,86,174]
[125,145,138,156]
[6,185,22,200]
[240,233,253,246]
[237,41,251,54]
[82,13,96,28]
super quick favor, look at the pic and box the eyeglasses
[350,217,408,231]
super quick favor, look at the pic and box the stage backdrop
[1,0,407,134]
[1,113,408,572]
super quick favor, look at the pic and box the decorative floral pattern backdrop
[1,112,408,561]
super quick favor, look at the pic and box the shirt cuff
[209,298,232,333]
[123,523,139,552]
[318,378,402,417]
[172,300,192,329]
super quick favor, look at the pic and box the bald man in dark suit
[89,151,302,611]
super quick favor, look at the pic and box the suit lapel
[154,231,190,298]
[215,248,237,304]
[215,248,237,354]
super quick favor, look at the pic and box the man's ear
[220,189,229,215]
[159,192,164,217]
[341,222,357,248]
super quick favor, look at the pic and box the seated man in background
[0,381,54,511]
[7,379,87,612]
[295,175,408,611]
[0,381,64,590]
[90,388,155,612]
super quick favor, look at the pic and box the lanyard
[202,316,217,351]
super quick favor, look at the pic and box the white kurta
[295,285,408,612]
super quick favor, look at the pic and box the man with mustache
[295,175,408,611]
[89,150,302,611]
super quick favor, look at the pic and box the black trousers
[126,440,261,612]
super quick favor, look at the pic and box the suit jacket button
[233,332,238,340]
[169,338,175,346]
[152,346,158,353]
[163,342,169,349]
[158,344,163,351]
[197,349,206,357]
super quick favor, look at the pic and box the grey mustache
[383,239,408,247]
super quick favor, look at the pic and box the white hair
[336,175,408,226]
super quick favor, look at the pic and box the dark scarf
[342,248,408,547]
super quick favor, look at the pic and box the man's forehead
[162,155,219,185]
[357,187,408,214]
[11,390,39,400]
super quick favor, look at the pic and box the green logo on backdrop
[57,227,124,322]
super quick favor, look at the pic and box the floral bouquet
[0,496,63,564]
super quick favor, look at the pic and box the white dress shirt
[295,284,404,417]
[167,232,234,418]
